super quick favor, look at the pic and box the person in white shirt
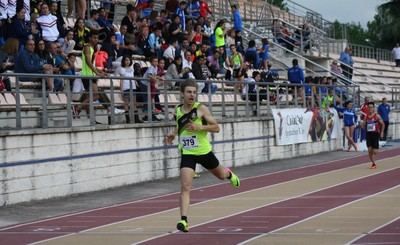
[392,43,400,67]
[37,3,59,42]
[115,55,143,123]
[163,39,178,64]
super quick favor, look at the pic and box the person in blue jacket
[378,97,390,140]
[336,100,358,151]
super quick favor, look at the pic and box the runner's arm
[198,105,220,133]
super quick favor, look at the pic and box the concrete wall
[5,110,400,206]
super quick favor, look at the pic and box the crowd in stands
[0,0,354,123]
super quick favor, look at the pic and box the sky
[292,0,385,27]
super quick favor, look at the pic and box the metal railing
[0,72,358,130]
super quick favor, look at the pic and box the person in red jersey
[362,102,385,169]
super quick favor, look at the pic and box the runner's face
[183,86,197,104]
[368,105,374,114]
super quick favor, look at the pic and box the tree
[268,0,287,10]
[367,0,400,49]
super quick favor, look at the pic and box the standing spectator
[188,0,200,19]
[244,40,259,68]
[37,3,59,42]
[288,58,304,101]
[199,0,212,18]
[231,4,242,32]
[392,43,400,67]
[378,97,390,141]
[339,47,354,80]
[176,1,187,32]
[259,38,269,69]
[214,19,225,49]
[115,56,143,123]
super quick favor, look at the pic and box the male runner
[362,102,385,169]
[164,79,240,232]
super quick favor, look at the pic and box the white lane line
[345,216,400,245]
[2,152,365,232]
[134,167,400,245]
[238,184,400,245]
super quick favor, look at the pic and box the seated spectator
[73,18,90,50]
[163,39,178,65]
[245,40,260,69]
[121,4,139,34]
[148,26,164,59]
[115,25,128,46]
[207,50,221,77]
[191,55,209,92]
[136,25,151,56]
[7,7,31,47]
[245,71,267,114]
[37,3,59,42]
[60,30,76,56]
[15,39,54,90]
[165,56,184,87]
[168,14,184,43]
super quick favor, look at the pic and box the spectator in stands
[182,50,193,70]
[191,55,209,92]
[115,56,143,123]
[339,47,354,80]
[392,43,400,67]
[166,56,183,87]
[121,4,139,34]
[176,1,187,31]
[60,30,75,56]
[228,44,243,83]
[15,39,54,90]
[37,3,59,42]
[166,0,179,15]
[136,25,151,56]
[330,60,343,79]
[47,42,65,91]
[0,43,15,91]
[199,0,212,18]
[73,18,90,50]
[115,25,128,46]
[288,58,304,101]
[190,24,203,45]
[378,97,390,141]
[142,56,162,121]
[79,32,108,116]
[50,1,66,38]
[169,14,185,43]
[259,38,269,69]
[235,30,244,54]
[29,12,42,43]
[188,0,200,19]
[149,25,164,58]
[86,10,105,33]
[231,4,242,33]
[97,7,114,31]
[101,34,120,71]
[7,7,30,47]
[207,50,221,78]
[214,19,226,49]
[321,89,335,110]
[245,40,260,69]
[197,16,212,45]
[163,39,178,65]
[136,0,153,18]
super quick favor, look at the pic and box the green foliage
[367,0,400,49]
[269,0,287,10]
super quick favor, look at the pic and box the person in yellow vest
[164,79,240,233]
[80,31,107,116]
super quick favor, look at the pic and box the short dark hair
[368,102,375,107]
[292,59,298,66]
[180,79,198,93]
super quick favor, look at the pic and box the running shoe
[177,220,189,232]
[226,168,240,188]
[369,163,377,169]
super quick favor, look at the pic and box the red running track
[352,218,400,244]
[138,168,400,244]
[0,148,399,245]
